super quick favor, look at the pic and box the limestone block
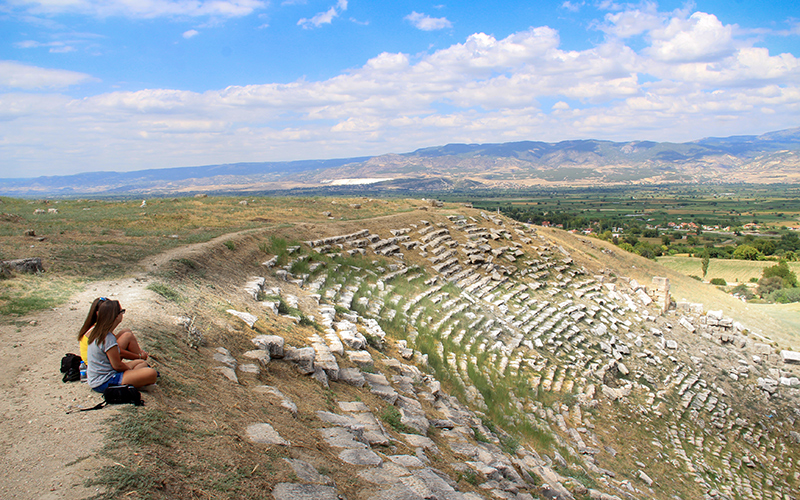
[781,350,800,364]
[247,423,289,446]
[272,483,338,500]
[238,363,260,374]
[253,385,298,414]
[213,348,237,369]
[214,366,239,384]
[338,448,382,466]
[338,367,366,387]
[242,349,271,366]
[346,350,374,368]
[282,458,333,485]
[252,334,285,358]
[284,346,316,375]
[227,309,258,328]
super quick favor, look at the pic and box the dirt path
[0,229,264,500]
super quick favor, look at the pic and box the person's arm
[117,346,139,360]
[106,345,130,372]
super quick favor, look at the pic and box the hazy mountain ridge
[2,128,799,196]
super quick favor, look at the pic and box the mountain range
[2,127,799,197]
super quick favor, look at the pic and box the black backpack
[67,384,144,413]
[60,353,82,383]
[103,385,144,406]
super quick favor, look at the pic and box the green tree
[701,252,710,279]
[762,260,797,288]
[732,244,761,261]
[758,277,784,297]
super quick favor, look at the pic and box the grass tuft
[146,282,182,302]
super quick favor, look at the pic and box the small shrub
[276,298,289,315]
[767,287,800,304]
[473,428,490,443]
[499,433,520,454]
[457,469,478,486]
[147,282,182,302]
[381,404,417,434]
[223,240,235,251]
[710,278,727,286]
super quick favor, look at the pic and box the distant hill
[2,127,799,196]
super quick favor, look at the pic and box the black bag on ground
[66,384,144,413]
[60,353,81,383]
[103,385,144,406]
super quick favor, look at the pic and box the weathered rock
[242,349,270,366]
[246,423,289,446]
[282,458,333,485]
[214,366,239,384]
[347,350,374,368]
[227,309,258,328]
[757,377,778,394]
[272,483,339,500]
[338,367,366,387]
[284,346,316,375]
[400,433,439,454]
[389,455,426,468]
[253,385,298,414]
[252,334,285,358]
[339,448,383,466]
[3,257,43,273]
[213,347,237,369]
[238,363,260,374]
[321,428,369,454]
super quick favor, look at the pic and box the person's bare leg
[115,329,147,360]
[121,365,157,388]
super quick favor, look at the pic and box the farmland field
[656,256,800,284]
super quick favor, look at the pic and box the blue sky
[1,0,799,177]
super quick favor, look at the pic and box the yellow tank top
[80,334,89,364]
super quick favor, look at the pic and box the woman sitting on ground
[78,297,150,363]
[81,298,158,392]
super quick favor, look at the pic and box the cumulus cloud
[183,29,199,38]
[405,11,452,31]
[598,4,663,38]
[0,60,95,89]
[647,12,735,63]
[298,0,347,28]
[2,6,800,176]
[9,0,266,18]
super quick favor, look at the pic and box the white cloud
[2,6,800,177]
[647,12,735,63]
[598,4,662,38]
[405,11,452,31]
[15,39,81,53]
[298,0,347,29]
[9,0,266,18]
[183,29,199,38]
[0,60,95,89]
[561,1,583,13]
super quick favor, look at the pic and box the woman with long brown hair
[78,297,149,363]
[81,298,157,392]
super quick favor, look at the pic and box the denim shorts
[92,371,123,393]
